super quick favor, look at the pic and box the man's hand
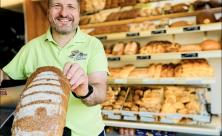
[63,62,88,97]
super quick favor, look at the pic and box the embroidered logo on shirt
[69,50,87,61]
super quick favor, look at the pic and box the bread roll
[196,11,216,24]
[124,41,139,55]
[172,3,189,13]
[12,66,71,136]
[200,39,221,51]
[170,21,190,28]
[128,68,149,78]
[179,45,202,52]
[112,42,125,55]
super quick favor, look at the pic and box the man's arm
[0,69,11,85]
[82,71,107,106]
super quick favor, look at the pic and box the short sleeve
[87,39,108,74]
[3,45,29,80]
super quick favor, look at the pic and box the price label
[137,55,151,60]
[142,78,157,84]
[114,79,127,84]
[122,111,136,116]
[123,116,137,121]
[185,79,202,84]
[126,32,140,37]
[108,114,121,120]
[151,30,166,35]
[96,35,107,40]
[107,57,120,61]
[183,26,200,32]
[181,53,198,58]
[159,78,175,84]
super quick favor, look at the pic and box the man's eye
[68,5,76,9]
[52,4,61,8]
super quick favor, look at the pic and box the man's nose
[59,7,68,17]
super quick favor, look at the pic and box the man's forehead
[50,0,79,4]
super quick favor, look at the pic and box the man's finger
[63,62,73,76]
[67,64,80,79]
[70,70,84,86]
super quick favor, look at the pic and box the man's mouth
[56,18,72,24]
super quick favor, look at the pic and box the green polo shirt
[3,28,108,136]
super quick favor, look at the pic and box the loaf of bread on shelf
[128,68,150,78]
[196,11,216,24]
[179,44,202,52]
[170,21,191,28]
[192,0,210,10]
[109,67,122,77]
[200,39,221,51]
[117,65,135,78]
[11,66,71,136]
[124,41,139,55]
[218,16,222,22]
[172,3,189,13]
[112,42,125,55]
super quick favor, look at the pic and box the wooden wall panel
[24,0,49,42]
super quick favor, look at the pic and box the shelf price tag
[108,114,121,120]
[185,79,202,84]
[122,111,136,116]
[107,57,120,61]
[96,35,107,40]
[151,30,166,35]
[137,55,151,60]
[126,32,140,37]
[114,79,127,84]
[183,26,200,32]
[181,53,198,58]
[159,78,175,84]
[142,78,157,84]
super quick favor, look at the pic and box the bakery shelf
[103,116,222,135]
[107,50,222,62]
[80,8,222,29]
[95,22,222,41]
[108,77,215,85]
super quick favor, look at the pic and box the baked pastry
[112,42,125,55]
[106,12,121,21]
[179,45,202,52]
[170,21,191,28]
[218,17,222,22]
[192,0,210,10]
[208,0,222,8]
[80,17,90,25]
[200,39,221,51]
[128,68,149,78]
[124,41,139,55]
[196,11,216,24]
[118,65,135,78]
[11,66,71,136]
[163,3,173,14]
[172,3,189,13]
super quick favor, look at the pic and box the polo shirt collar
[45,27,86,45]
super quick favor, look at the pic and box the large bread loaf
[11,66,71,136]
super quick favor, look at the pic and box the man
[0,0,108,135]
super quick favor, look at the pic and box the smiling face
[48,0,80,35]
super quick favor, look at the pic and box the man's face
[48,0,80,34]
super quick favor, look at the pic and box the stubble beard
[50,17,79,35]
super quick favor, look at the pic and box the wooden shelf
[104,116,222,135]
[107,50,222,62]
[80,8,222,29]
[108,77,215,85]
[95,23,222,41]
